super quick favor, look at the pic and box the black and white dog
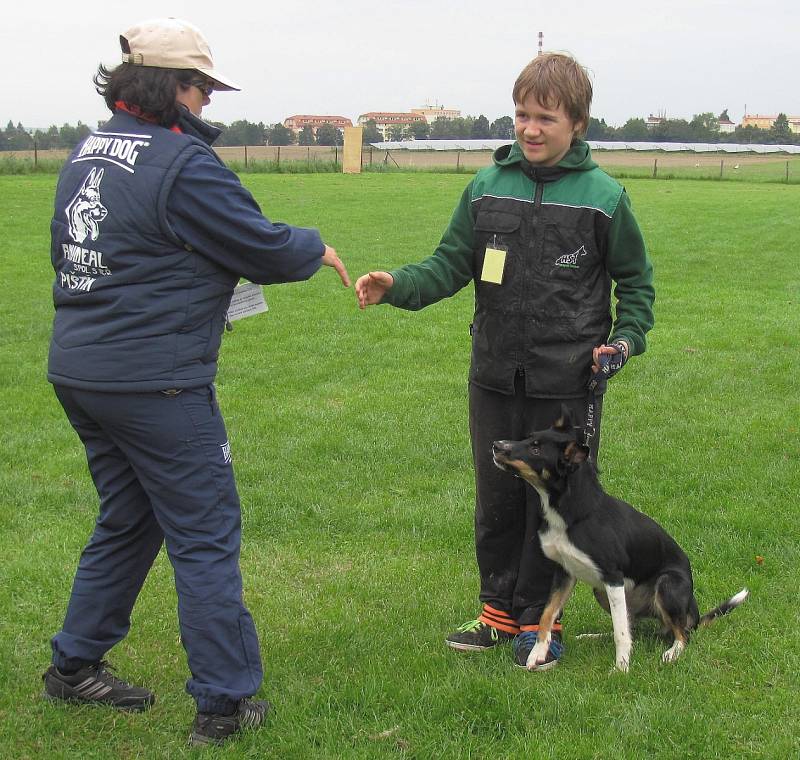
[492,406,748,672]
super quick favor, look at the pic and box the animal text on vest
[60,271,97,292]
[61,243,111,277]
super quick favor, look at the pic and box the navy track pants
[50,384,263,714]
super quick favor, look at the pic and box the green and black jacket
[383,140,655,398]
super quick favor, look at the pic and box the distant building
[742,114,776,130]
[357,112,427,139]
[283,115,353,135]
[717,115,736,133]
[410,102,461,124]
[741,114,800,134]
[645,113,666,129]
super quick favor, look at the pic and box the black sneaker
[42,661,155,711]
[513,630,564,670]
[189,699,271,747]
[445,619,515,651]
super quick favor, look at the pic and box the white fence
[372,139,800,154]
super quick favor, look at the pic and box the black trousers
[469,374,603,626]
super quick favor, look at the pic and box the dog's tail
[698,588,749,627]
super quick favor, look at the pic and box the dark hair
[94,63,197,127]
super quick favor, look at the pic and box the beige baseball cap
[120,17,240,91]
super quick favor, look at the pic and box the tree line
[2,121,93,150]
[2,110,798,151]
[586,110,798,145]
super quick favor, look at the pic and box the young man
[355,53,654,669]
[43,17,349,745]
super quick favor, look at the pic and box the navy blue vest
[48,111,238,391]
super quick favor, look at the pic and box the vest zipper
[518,181,546,375]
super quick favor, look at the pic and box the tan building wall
[742,114,800,133]
[283,115,353,134]
[411,104,461,123]
[357,112,427,139]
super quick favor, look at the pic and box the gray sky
[3,0,796,132]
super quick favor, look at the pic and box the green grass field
[1,172,798,758]
[596,154,800,184]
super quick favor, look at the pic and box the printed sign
[227,283,268,322]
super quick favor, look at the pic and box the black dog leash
[584,354,610,448]
[583,341,630,445]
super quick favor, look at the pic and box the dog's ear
[563,441,589,469]
[554,404,575,431]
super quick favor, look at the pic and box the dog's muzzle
[492,441,517,474]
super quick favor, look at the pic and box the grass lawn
[592,152,800,184]
[0,172,798,758]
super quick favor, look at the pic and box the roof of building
[744,114,800,119]
[359,112,425,119]
[285,115,352,122]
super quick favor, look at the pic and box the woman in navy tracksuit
[42,17,349,746]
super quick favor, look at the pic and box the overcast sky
[3,0,796,131]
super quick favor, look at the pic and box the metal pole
[720,159,724,179]
[456,151,461,170]
[653,158,658,178]
[277,146,280,168]
[244,145,248,168]
[787,161,790,183]
[34,138,38,168]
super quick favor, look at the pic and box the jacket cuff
[610,333,641,356]
[382,268,415,307]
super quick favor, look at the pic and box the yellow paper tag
[481,247,506,284]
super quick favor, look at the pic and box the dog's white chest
[536,490,602,586]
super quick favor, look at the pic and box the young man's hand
[355,271,394,309]
[591,340,629,377]
[322,245,351,287]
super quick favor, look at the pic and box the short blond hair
[513,53,593,135]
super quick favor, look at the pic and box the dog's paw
[527,640,550,669]
[661,640,685,663]
[615,655,630,673]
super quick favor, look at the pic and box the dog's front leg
[604,583,632,672]
[528,572,576,669]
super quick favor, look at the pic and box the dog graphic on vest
[554,245,588,269]
[66,168,108,244]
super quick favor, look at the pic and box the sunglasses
[189,79,214,97]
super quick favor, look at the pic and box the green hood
[492,139,598,172]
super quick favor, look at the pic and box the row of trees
[361,115,515,143]
[213,115,516,146]
[0,114,514,150]
[3,110,799,150]
[586,110,798,145]
[0,118,333,150]
[1,121,93,151]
